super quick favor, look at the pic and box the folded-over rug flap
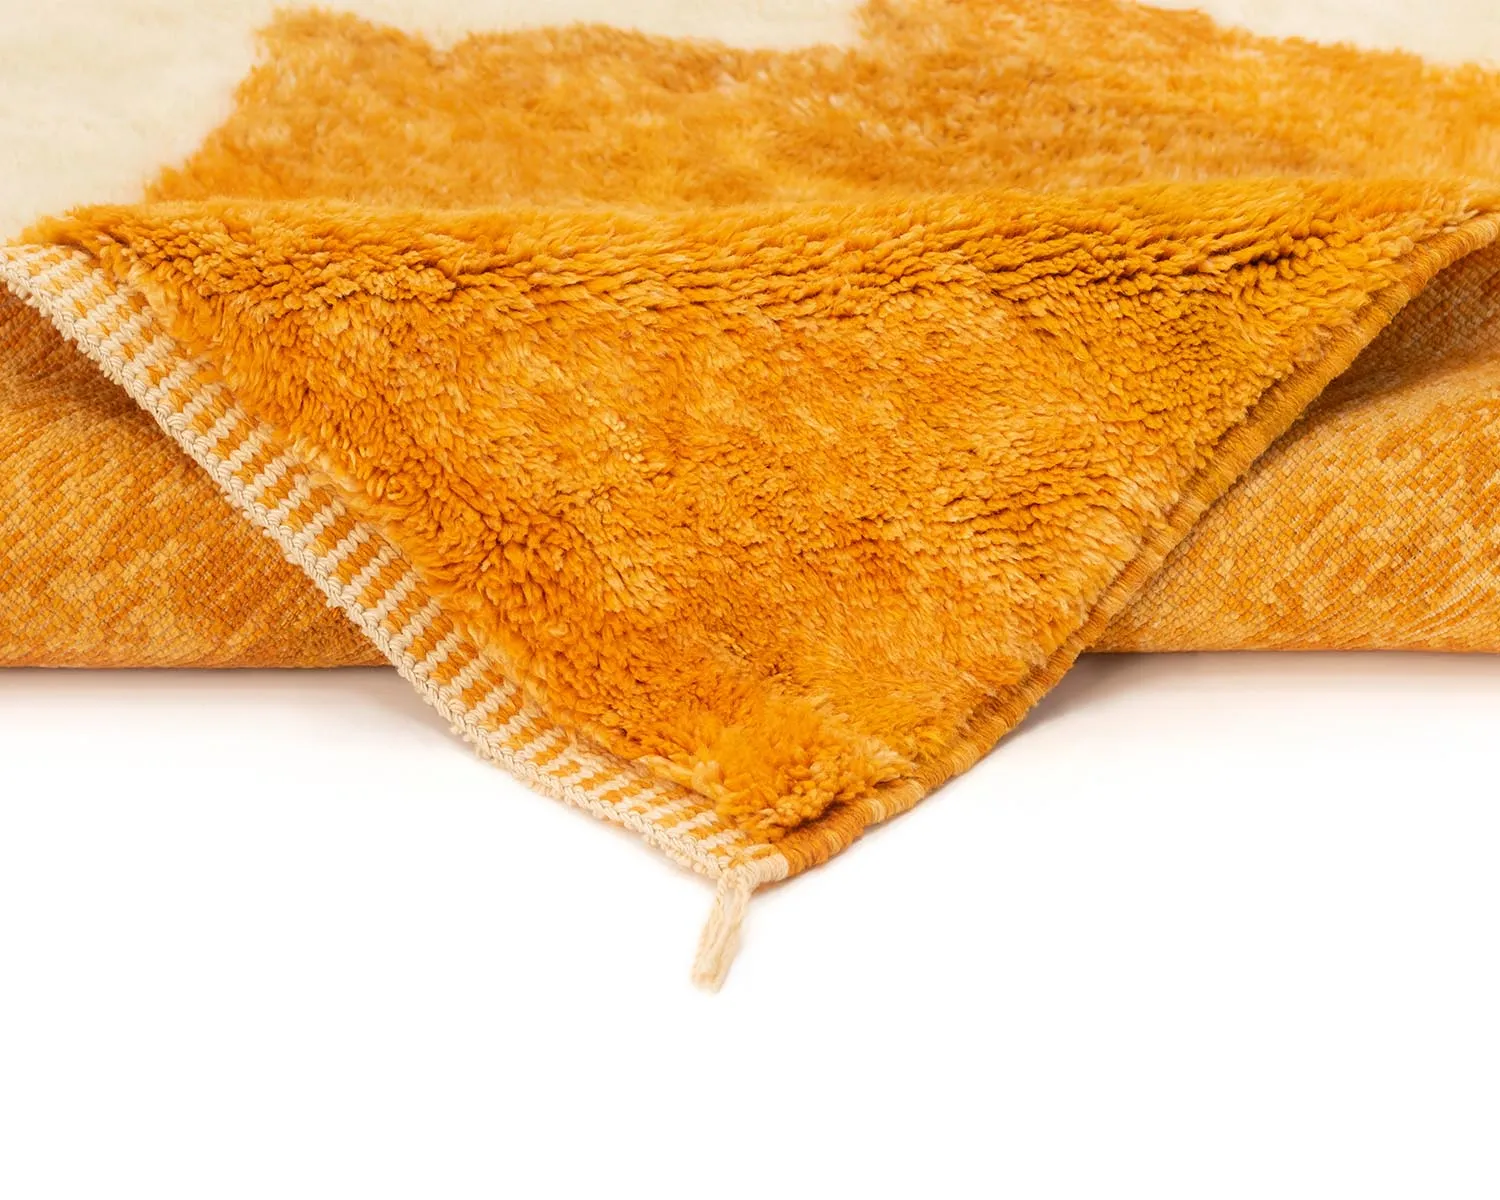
[32,181,1500,851]
[7,0,1500,982]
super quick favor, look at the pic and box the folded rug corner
[7,0,1500,986]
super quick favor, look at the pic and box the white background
[3,653,1498,1197]
[4,0,1500,1196]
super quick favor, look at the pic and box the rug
[5,0,1500,986]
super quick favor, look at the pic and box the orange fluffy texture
[37,186,1500,846]
[8,0,1500,862]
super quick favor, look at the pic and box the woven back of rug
[5,0,1500,983]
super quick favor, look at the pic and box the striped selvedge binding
[0,243,786,987]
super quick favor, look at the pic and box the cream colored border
[0,243,786,988]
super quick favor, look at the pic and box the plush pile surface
[5,0,1500,984]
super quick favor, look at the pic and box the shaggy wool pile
[5,0,1500,985]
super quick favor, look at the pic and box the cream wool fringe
[691,863,779,991]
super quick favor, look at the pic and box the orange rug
[6,0,1500,985]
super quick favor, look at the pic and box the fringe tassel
[691,868,756,991]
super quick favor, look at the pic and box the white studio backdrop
[3,653,1498,1197]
